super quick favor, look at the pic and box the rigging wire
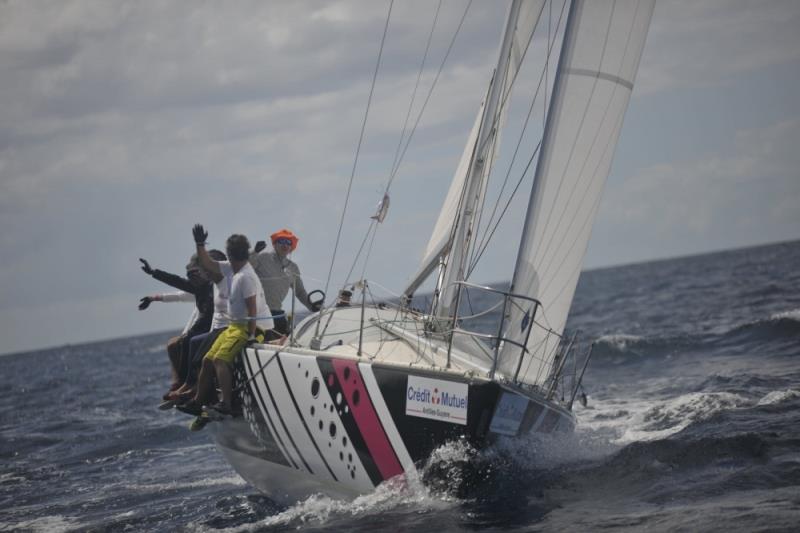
[337,0,471,295]
[358,220,380,281]
[342,219,377,286]
[384,0,473,192]
[348,0,442,287]
[321,0,394,302]
[467,0,568,277]
[389,0,443,179]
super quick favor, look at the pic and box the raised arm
[192,224,221,277]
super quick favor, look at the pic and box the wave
[0,515,80,533]
[204,475,454,532]
[605,431,769,473]
[721,308,800,344]
[590,333,691,364]
[589,308,800,365]
[579,391,754,446]
[757,389,800,406]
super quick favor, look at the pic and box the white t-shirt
[157,291,196,335]
[210,280,230,330]
[219,261,274,331]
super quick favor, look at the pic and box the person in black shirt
[138,253,219,399]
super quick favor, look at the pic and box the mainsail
[497,0,655,386]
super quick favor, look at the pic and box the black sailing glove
[138,296,153,310]
[139,258,153,275]
[254,240,267,254]
[193,224,208,245]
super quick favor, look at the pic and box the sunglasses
[275,238,292,246]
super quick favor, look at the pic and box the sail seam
[562,68,634,90]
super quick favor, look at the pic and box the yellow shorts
[204,324,264,364]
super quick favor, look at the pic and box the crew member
[250,229,319,335]
[180,224,273,423]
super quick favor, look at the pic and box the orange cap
[270,229,299,251]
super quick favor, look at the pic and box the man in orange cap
[250,228,319,335]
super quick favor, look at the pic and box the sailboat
[209,0,655,503]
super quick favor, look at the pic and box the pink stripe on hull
[331,359,404,481]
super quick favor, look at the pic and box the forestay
[498,0,655,387]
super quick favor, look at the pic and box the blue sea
[2,240,799,532]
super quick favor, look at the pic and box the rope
[384,0,473,191]
[389,0,443,179]
[322,0,394,302]
[330,0,472,304]
[468,0,569,276]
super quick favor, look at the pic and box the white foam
[0,515,79,533]
[770,308,800,322]
[196,475,453,532]
[576,391,754,445]
[596,334,644,351]
[492,427,618,469]
[757,389,800,406]
[620,391,750,443]
[124,474,246,494]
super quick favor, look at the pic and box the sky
[1,0,798,356]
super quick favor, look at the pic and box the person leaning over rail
[138,254,214,400]
[250,228,320,336]
[161,249,230,409]
[178,225,274,425]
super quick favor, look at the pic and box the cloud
[591,117,800,264]
[1,0,797,354]
[638,0,800,94]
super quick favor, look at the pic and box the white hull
[211,305,575,503]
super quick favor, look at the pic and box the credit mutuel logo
[405,375,468,425]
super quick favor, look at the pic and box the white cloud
[591,117,800,265]
[638,0,800,94]
[1,0,798,354]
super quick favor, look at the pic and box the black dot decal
[311,378,320,398]
[352,389,360,406]
[330,404,334,413]
[310,406,315,416]
[329,422,337,437]
[297,362,301,368]
[305,370,309,378]
[339,452,344,461]
[318,420,323,431]
[344,367,351,380]
[350,470,355,479]
[342,436,347,447]
[348,453,352,463]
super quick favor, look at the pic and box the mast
[403,0,545,305]
[436,0,525,319]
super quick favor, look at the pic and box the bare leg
[194,357,217,405]
[166,336,182,386]
[214,360,234,410]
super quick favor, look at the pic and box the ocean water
[2,240,799,532]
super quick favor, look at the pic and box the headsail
[497,0,655,387]
[403,0,546,302]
